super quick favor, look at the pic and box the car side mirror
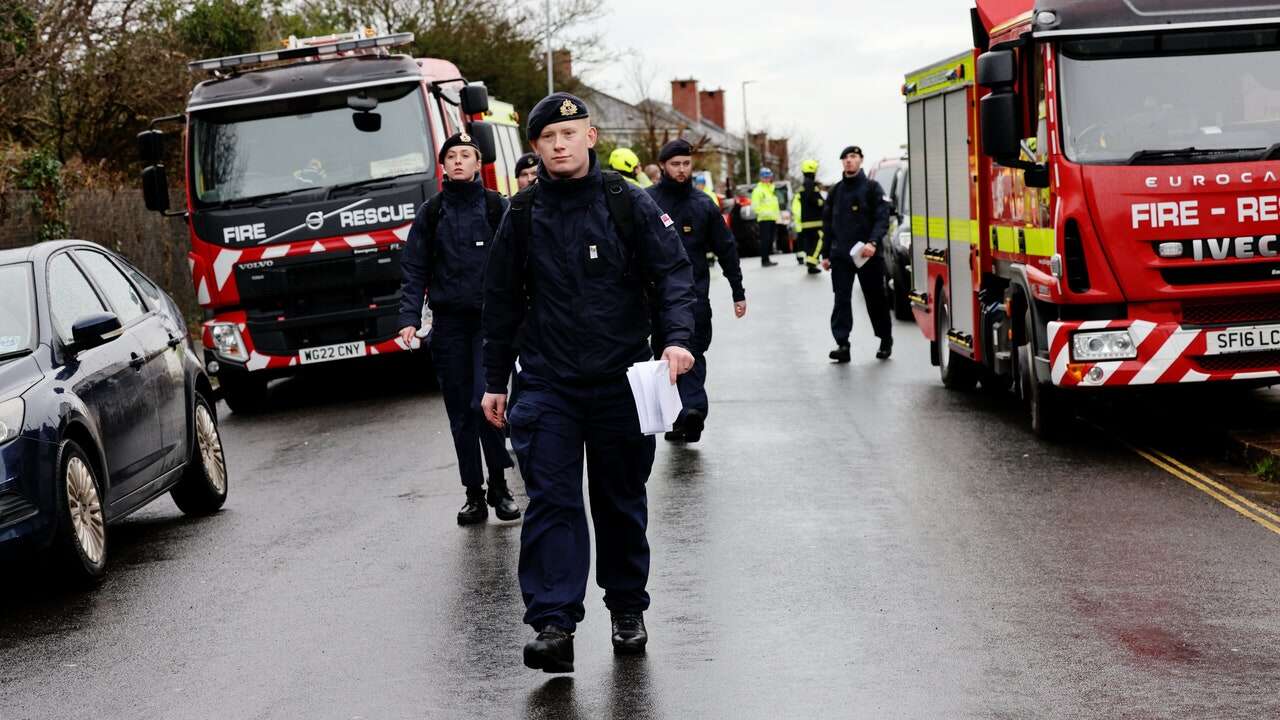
[142,165,171,213]
[71,312,123,353]
[137,129,165,165]
[460,84,489,116]
[468,121,497,164]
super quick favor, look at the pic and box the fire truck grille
[1161,262,1280,286]
[1194,351,1280,374]
[1183,299,1280,326]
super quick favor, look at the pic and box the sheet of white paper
[626,360,683,435]
[850,241,870,269]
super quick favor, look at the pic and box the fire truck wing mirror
[352,112,382,133]
[460,85,489,116]
[980,92,1024,159]
[137,130,165,165]
[468,120,497,164]
[1024,165,1050,189]
[142,165,171,213]
[347,94,378,112]
[977,50,1016,89]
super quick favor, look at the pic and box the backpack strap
[483,189,505,234]
[600,170,640,268]
[507,183,539,300]
[422,193,445,268]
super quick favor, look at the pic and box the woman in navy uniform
[481,93,697,673]
[646,138,747,443]
[397,133,520,525]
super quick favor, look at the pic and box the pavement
[5,260,1280,719]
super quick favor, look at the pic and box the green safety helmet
[609,148,641,174]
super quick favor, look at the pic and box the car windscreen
[1059,29,1280,164]
[190,82,433,205]
[0,263,36,358]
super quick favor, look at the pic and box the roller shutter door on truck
[944,89,974,339]
[908,101,929,299]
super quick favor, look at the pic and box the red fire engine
[904,0,1280,435]
[137,30,511,412]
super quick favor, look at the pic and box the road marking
[1132,446,1280,537]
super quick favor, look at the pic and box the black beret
[438,131,482,165]
[840,145,864,159]
[527,92,590,141]
[658,138,693,163]
[514,152,539,174]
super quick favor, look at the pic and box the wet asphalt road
[5,259,1280,719]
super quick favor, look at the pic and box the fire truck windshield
[1059,29,1280,165]
[190,82,432,206]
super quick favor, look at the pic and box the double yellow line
[1134,446,1280,537]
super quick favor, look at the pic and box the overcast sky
[577,0,975,183]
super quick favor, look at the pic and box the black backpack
[506,170,643,292]
[421,188,506,242]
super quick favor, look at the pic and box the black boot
[524,625,575,673]
[611,611,648,655]
[828,344,851,363]
[682,409,706,443]
[806,265,821,275]
[876,337,894,360]
[761,258,778,267]
[487,477,522,521]
[457,490,488,525]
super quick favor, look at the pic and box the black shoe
[806,266,821,274]
[457,493,488,525]
[829,344,851,363]
[487,479,522,521]
[681,409,705,443]
[795,255,805,265]
[524,625,575,673]
[876,337,894,360]
[611,611,648,655]
[761,259,778,267]
[663,430,686,442]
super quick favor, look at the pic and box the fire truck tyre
[219,373,269,415]
[171,392,229,516]
[1019,308,1064,439]
[52,440,108,586]
[937,293,979,391]
[892,263,913,321]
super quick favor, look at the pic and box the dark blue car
[0,241,228,583]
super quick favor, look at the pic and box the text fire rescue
[220,203,416,244]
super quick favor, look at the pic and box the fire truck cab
[905,0,1280,436]
[138,31,513,413]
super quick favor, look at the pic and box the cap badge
[559,99,579,117]
[460,132,471,142]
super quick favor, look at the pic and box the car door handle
[167,335,184,349]
[129,352,145,371]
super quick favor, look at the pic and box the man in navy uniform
[647,138,746,443]
[821,145,893,362]
[397,132,520,525]
[514,152,539,190]
[481,93,697,673]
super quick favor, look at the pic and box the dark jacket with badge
[482,155,697,393]
[397,178,505,326]
[821,170,890,261]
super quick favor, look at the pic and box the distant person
[693,174,719,208]
[647,138,746,443]
[644,163,661,186]
[515,152,539,190]
[821,146,892,362]
[397,132,520,524]
[609,147,651,188]
[751,167,780,266]
[482,93,697,672]
[792,159,825,274]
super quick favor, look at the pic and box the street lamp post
[544,0,554,95]
[741,80,756,185]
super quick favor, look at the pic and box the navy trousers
[830,254,892,345]
[653,304,712,422]
[429,310,513,492]
[508,372,656,631]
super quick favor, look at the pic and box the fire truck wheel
[937,292,979,391]
[219,373,269,415]
[1019,308,1063,439]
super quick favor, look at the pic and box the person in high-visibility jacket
[792,159,825,274]
[609,147,652,188]
[750,167,780,267]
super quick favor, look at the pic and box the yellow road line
[1132,447,1280,537]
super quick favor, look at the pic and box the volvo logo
[305,211,325,230]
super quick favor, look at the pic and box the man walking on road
[751,167,781,266]
[647,138,746,443]
[397,132,520,525]
[822,146,893,362]
[481,93,697,673]
[792,159,825,274]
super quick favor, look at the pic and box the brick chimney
[768,137,790,177]
[552,49,573,82]
[698,88,725,128]
[671,78,700,122]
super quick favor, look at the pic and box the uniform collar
[538,150,602,196]
[657,175,693,196]
[442,175,484,203]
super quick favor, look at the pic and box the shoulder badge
[559,99,578,117]
[660,213,674,228]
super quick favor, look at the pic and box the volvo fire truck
[904,0,1280,436]
[138,30,510,413]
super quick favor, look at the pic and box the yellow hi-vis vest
[751,182,780,222]
[792,194,823,233]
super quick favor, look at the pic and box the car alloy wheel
[66,456,105,566]
[195,402,227,495]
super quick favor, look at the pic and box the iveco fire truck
[904,0,1280,436]
[138,30,510,413]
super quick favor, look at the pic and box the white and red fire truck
[138,30,520,412]
[904,0,1280,435]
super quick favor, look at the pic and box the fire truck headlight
[1072,330,1138,362]
[210,323,249,363]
